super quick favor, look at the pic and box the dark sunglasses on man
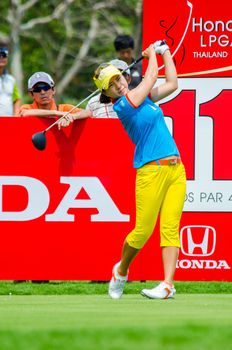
[0,47,9,58]
[32,84,52,93]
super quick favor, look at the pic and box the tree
[0,0,142,101]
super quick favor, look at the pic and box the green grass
[1,280,232,295]
[0,282,231,350]
[0,294,232,350]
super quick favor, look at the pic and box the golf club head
[32,131,46,151]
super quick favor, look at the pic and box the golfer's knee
[126,229,152,249]
[160,227,180,247]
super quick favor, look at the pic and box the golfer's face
[107,74,128,98]
[31,83,54,105]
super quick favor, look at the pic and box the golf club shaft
[45,88,100,132]
[126,56,143,71]
[44,56,145,133]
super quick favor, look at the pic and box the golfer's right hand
[142,44,156,59]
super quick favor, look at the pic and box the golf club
[31,59,145,151]
[32,88,100,150]
[32,41,166,151]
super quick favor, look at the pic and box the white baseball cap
[110,59,130,75]
[28,72,55,90]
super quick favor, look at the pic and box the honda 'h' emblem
[180,225,216,257]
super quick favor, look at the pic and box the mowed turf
[0,293,232,350]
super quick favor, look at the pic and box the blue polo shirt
[113,95,180,168]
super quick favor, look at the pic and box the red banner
[142,0,232,280]
[0,117,231,280]
[0,0,232,280]
[143,0,232,77]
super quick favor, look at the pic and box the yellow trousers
[126,163,186,249]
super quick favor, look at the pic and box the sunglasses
[0,49,8,58]
[32,84,52,93]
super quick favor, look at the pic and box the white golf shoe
[108,262,128,299]
[141,281,176,299]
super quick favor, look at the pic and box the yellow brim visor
[93,65,121,91]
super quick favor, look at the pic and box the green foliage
[0,0,142,101]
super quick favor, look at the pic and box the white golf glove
[153,40,170,55]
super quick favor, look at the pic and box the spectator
[19,71,90,127]
[18,71,91,283]
[114,34,142,89]
[86,59,131,118]
[0,44,21,116]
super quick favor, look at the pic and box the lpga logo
[177,225,230,269]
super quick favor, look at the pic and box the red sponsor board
[0,116,231,281]
[143,0,232,77]
[142,0,232,280]
[0,0,232,281]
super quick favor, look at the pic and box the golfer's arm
[150,51,178,102]
[127,53,158,106]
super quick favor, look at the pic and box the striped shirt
[86,94,118,118]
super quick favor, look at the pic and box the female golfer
[93,41,186,299]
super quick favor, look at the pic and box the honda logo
[180,225,216,256]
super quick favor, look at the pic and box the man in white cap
[19,72,89,123]
[86,59,131,118]
[18,71,90,283]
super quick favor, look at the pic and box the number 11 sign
[159,77,232,212]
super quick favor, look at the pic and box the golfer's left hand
[154,40,170,55]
